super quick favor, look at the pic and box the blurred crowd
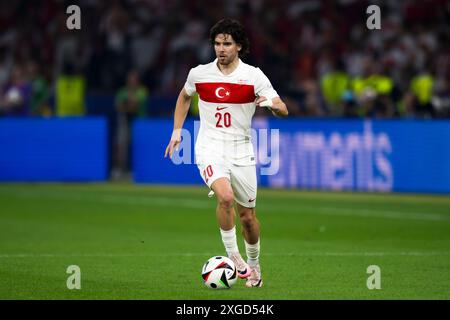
[0,0,450,119]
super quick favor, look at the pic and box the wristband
[259,99,273,108]
[171,129,182,141]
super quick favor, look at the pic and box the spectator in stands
[0,66,32,117]
[406,63,436,118]
[351,61,395,118]
[431,76,450,118]
[320,59,350,116]
[55,62,86,116]
[27,61,51,117]
[113,70,149,179]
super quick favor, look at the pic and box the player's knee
[218,191,234,209]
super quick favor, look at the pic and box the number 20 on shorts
[203,165,214,183]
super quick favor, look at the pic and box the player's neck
[217,58,240,75]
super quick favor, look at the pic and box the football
[201,256,237,289]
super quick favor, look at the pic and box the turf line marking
[1,252,449,259]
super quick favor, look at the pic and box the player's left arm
[256,96,289,117]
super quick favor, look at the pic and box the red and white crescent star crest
[214,86,231,101]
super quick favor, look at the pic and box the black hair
[209,18,250,57]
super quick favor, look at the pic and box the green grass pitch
[0,183,449,299]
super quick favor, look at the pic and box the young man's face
[214,33,241,65]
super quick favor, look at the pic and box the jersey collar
[214,58,241,77]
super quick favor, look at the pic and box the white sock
[245,239,260,267]
[220,226,239,256]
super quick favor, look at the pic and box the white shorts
[197,162,257,208]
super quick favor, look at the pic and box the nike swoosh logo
[216,107,228,111]
[238,268,248,275]
[248,198,256,202]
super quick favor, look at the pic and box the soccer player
[164,18,288,287]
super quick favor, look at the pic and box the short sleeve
[183,68,196,96]
[254,68,279,100]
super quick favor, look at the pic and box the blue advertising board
[0,117,108,181]
[133,118,450,194]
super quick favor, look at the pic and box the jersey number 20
[215,112,231,128]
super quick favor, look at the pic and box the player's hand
[164,129,182,159]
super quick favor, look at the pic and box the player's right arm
[164,88,191,159]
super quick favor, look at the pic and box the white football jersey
[184,58,278,165]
